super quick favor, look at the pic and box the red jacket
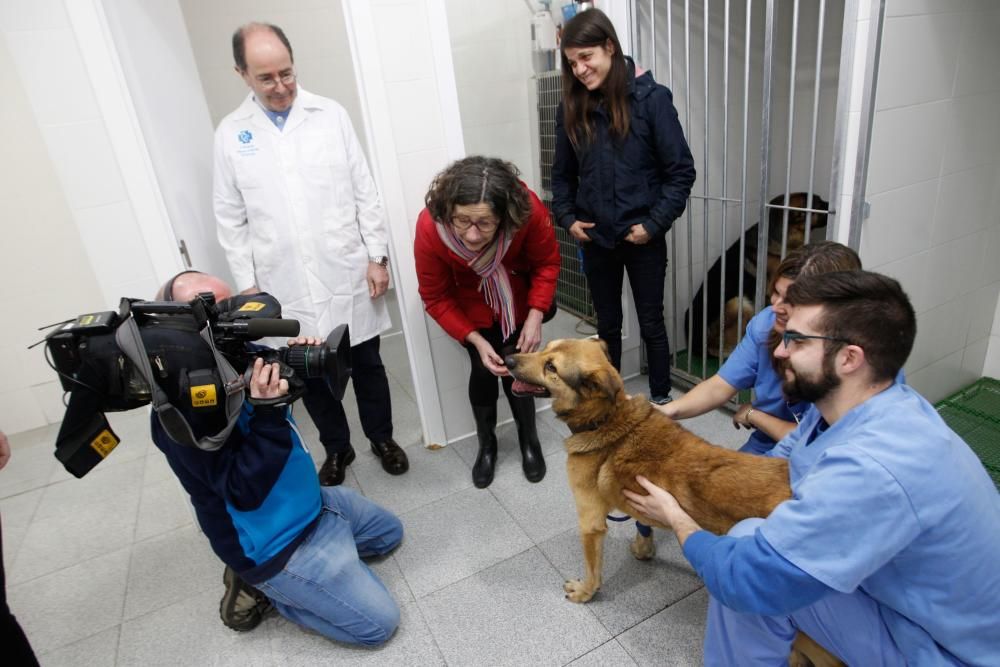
[414,188,561,343]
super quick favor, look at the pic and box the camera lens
[279,345,326,379]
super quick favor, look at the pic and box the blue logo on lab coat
[238,130,253,144]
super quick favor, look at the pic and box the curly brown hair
[424,156,532,233]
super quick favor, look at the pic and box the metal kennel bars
[630,0,880,388]
[536,70,597,323]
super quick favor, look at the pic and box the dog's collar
[568,421,604,434]
[561,414,610,434]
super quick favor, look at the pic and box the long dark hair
[560,9,631,147]
[424,156,532,233]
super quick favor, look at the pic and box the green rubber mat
[673,349,724,378]
[935,377,1000,489]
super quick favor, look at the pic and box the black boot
[508,395,546,482]
[471,404,498,488]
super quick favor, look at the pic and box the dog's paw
[563,579,596,603]
[629,533,656,560]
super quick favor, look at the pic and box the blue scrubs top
[717,307,807,453]
[761,384,1000,665]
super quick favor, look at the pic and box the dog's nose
[504,354,518,369]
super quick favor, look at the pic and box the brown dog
[506,337,791,600]
[506,338,843,666]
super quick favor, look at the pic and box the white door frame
[65,0,183,292]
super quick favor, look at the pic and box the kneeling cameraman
[155,271,403,644]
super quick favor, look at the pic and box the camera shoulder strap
[115,317,244,450]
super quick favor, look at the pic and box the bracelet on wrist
[745,407,756,426]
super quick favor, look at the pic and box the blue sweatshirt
[151,403,322,585]
[683,529,829,615]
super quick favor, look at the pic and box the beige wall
[862,0,1000,400]
[444,0,536,190]
[0,34,105,433]
[179,0,368,157]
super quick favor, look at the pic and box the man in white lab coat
[213,23,408,485]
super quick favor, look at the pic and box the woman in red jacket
[414,157,561,488]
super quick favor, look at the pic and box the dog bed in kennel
[935,377,1000,490]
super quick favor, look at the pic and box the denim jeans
[703,519,906,666]
[257,487,403,646]
[301,335,393,455]
[580,237,672,398]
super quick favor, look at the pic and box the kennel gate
[536,71,597,324]
[629,0,880,390]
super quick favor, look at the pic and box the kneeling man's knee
[355,598,400,646]
[384,514,404,551]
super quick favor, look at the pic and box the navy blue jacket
[552,59,696,249]
[151,402,322,585]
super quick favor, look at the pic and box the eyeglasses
[451,215,499,233]
[257,71,296,90]
[781,330,853,348]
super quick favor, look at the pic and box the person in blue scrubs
[627,270,1000,666]
[658,241,861,454]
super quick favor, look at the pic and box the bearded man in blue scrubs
[627,270,1000,666]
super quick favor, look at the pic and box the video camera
[39,292,351,478]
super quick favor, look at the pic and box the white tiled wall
[179,0,368,157]
[861,0,1000,399]
[0,7,106,434]
[444,0,536,190]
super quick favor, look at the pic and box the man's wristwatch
[369,255,389,267]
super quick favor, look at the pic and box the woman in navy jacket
[552,8,695,404]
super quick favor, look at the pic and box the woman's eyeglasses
[451,215,499,233]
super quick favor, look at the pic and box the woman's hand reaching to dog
[624,475,703,548]
[515,308,545,353]
[466,331,508,376]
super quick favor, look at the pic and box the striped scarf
[436,221,516,340]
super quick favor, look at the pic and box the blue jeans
[703,519,906,666]
[580,237,672,398]
[257,487,403,646]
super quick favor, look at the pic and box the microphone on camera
[216,318,301,339]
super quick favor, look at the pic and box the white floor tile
[419,548,611,666]
[393,487,533,598]
[8,547,130,654]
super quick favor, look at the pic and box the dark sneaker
[650,395,673,406]
[220,566,273,632]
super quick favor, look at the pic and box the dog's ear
[579,367,623,404]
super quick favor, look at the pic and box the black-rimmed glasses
[781,330,853,348]
[451,215,499,233]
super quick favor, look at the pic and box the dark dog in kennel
[684,192,829,359]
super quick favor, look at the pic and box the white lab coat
[213,87,391,345]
